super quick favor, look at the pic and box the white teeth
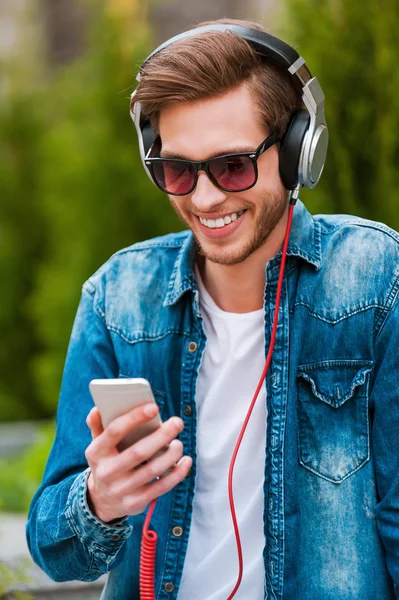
[199,210,245,229]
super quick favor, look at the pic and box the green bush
[0,560,33,600]
[2,0,399,423]
[0,422,55,514]
[277,0,399,226]
[0,94,46,421]
[0,5,182,422]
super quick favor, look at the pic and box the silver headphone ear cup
[279,110,310,190]
[307,124,329,187]
[130,98,156,184]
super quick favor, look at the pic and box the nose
[190,171,227,213]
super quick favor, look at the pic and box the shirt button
[183,405,192,416]
[164,582,174,593]
[110,534,121,541]
[188,341,197,352]
[172,526,183,537]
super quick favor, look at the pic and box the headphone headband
[142,25,303,74]
[131,25,328,190]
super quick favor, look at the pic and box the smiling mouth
[198,210,246,229]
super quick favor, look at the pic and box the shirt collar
[163,233,198,307]
[285,199,322,269]
[163,199,322,307]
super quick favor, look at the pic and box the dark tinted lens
[209,156,255,191]
[152,160,195,195]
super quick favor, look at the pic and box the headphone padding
[142,122,157,157]
[279,110,310,190]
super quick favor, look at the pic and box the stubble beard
[170,187,288,266]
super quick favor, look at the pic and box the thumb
[86,407,104,439]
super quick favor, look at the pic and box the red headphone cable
[226,201,295,599]
[140,498,158,599]
[140,200,296,600]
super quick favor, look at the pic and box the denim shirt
[26,200,399,600]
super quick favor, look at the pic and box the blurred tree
[0,97,46,421]
[277,0,399,226]
[28,2,183,415]
[0,1,182,420]
[148,0,271,42]
[41,0,89,65]
[3,0,398,422]
[0,2,46,422]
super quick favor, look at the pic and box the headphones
[130,24,328,192]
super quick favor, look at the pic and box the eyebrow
[159,145,255,160]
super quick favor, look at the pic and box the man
[27,18,399,600]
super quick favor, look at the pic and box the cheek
[256,148,282,190]
[169,196,190,219]
[169,195,182,209]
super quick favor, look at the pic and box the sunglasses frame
[144,132,279,196]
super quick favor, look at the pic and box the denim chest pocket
[296,360,373,483]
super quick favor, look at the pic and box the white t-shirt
[177,267,267,599]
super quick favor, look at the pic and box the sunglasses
[144,132,279,196]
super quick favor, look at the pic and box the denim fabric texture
[26,200,399,599]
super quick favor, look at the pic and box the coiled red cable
[140,499,158,599]
[139,203,295,600]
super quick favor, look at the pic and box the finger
[112,416,184,473]
[90,402,160,457]
[132,455,192,510]
[86,407,104,439]
[118,439,184,491]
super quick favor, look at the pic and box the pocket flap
[297,360,374,408]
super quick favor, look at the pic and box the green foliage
[277,0,399,225]
[0,422,55,513]
[0,558,33,599]
[30,14,182,414]
[2,1,399,422]
[0,6,182,421]
[0,94,46,421]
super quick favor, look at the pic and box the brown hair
[132,18,303,139]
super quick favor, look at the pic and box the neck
[198,208,289,313]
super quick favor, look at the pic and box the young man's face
[159,82,288,266]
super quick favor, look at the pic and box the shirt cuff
[65,468,133,566]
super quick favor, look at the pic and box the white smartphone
[89,377,163,452]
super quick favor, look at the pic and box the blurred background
[0,0,398,597]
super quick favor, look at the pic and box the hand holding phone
[89,378,163,452]
[85,378,192,523]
